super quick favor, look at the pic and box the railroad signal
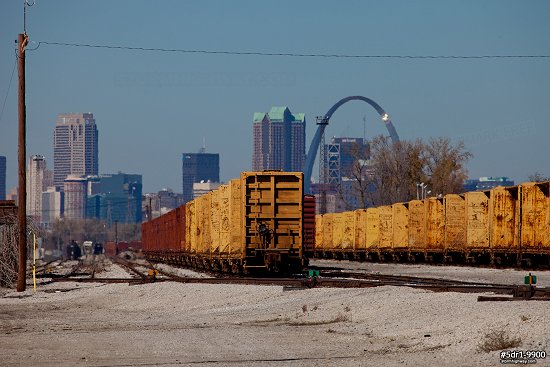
[524,273,537,285]
[308,269,320,277]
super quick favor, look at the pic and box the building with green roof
[252,106,305,172]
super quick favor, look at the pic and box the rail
[42,257,550,301]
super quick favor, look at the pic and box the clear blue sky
[1,0,549,193]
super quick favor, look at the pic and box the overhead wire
[35,41,550,60]
[0,54,17,124]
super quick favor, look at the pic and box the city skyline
[0,1,549,193]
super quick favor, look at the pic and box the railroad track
[315,269,510,287]
[45,257,550,301]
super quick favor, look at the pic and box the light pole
[416,183,422,200]
[417,183,431,199]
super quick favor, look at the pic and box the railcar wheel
[522,257,533,268]
[221,260,229,273]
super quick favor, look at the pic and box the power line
[0,56,17,123]
[36,41,550,60]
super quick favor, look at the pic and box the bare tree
[0,214,18,287]
[336,141,373,210]
[0,214,41,288]
[423,137,472,195]
[365,136,427,206]
[334,135,472,209]
[527,172,550,182]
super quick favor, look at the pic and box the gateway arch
[303,96,399,193]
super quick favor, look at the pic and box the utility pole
[17,33,28,292]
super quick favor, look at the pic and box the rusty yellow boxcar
[143,171,305,273]
[310,180,550,267]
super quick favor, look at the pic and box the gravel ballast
[1,260,549,367]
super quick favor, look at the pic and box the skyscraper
[26,155,47,220]
[63,175,87,220]
[315,137,371,213]
[53,113,98,189]
[182,150,219,203]
[0,156,5,200]
[252,106,305,172]
[42,187,63,226]
[88,172,143,224]
[324,137,370,184]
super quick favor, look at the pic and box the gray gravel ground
[1,260,549,367]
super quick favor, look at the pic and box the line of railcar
[310,181,550,267]
[142,171,308,273]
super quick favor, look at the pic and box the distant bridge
[303,96,400,193]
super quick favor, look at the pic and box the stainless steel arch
[303,96,399,193]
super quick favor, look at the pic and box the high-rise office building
[63,175,87,220]
[43,169,54,189]
[42,187,63,226]
[252,106,305,172]
[26,155,47,220]
[315,137,371,213]
[53,113,98,189]
[323,137,370,184]
[182,150,219,203]
[86,173,143,224]
[0,156,5,200]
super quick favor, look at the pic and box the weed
[478,328,521,352]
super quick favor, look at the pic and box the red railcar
[142,203,187,254]
[303,194,316,257]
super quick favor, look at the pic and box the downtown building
[42,187,63,226]
[181,149,219,203]
[252,106,305,172]
[53,113,98,189]
[63,175,88,220]
[315,136,371,214]
[43,172,143,224]
[26,155,47,220]
[193,181,221,198]
[86,173,143,224]
[26,155,54,223]
[464,177,515,192]
[323,137,370,184]
[143,189,185,220]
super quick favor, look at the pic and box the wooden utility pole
[17,33,28,292]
